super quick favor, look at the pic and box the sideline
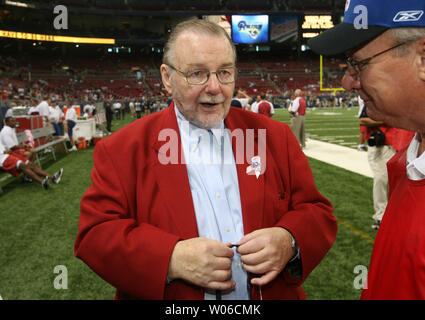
[303,138,373,178]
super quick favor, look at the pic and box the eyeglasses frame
[165,64,237,85]
[346,40,415,77]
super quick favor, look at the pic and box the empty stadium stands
[1,51,345,103]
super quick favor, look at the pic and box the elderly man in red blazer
[75,19,337,300]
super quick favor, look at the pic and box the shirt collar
[406,133,425,178]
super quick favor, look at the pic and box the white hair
[391,27,425,56]
[162,18,236,67]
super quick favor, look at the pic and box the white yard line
[303,139,373,178]
[307,127,359,131]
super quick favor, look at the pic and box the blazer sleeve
[275,124,337,285]
[74,140,180,299]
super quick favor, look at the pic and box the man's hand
[168,238,235,291]
[237,227,295,287]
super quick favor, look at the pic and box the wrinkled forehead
[173,31,236,67]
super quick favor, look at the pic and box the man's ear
[160,64,173,95]
[416,37,425,82]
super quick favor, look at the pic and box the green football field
[0,107,375,300]
[274,107,361,149]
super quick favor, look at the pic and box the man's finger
[207,280,236,291]
[240,250,266,266]
[237,242,263,255]
[250,270,279,287]
[237,236,265,255]
[213,256,233,270]
[242,260,270,275]
[212,243,235,258]
[237,229,264,245]
[210,269,233,282]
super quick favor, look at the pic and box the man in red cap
[309,0,425,299]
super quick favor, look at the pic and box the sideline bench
[0,168,10,194]
[16,126,68,168]
[0,126,68,193]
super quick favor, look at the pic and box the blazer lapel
[225,111,265,235]
[151,106,266,238]
[152,105,199,239]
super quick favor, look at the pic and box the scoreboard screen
[231,15,269,44]
[301,15,335,38]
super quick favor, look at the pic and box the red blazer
[75,103,337,300]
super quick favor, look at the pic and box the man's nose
[204,73,221,94]
[341,70,361,92]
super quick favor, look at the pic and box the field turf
[0,107,375,300]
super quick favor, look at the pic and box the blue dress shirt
[175,106,249,300]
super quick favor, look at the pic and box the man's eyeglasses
[346,40,413,77]
[166,64,237,85]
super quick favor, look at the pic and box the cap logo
[393,10,424,22]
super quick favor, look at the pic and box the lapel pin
[246,155,261,179]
